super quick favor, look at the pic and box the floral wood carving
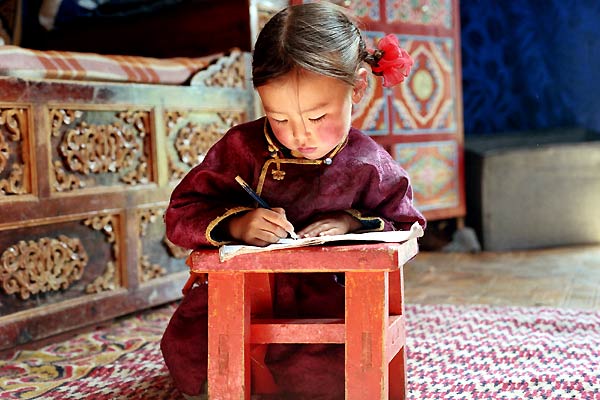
[139,256,166,283]
[165,111,245,181]
[164,111,187,180]
[0,163,25,195]
[58,121,141,175]
[53,160,86,190]
[137,207,167,282]
[83,215,119,293]
[0,235,88,300]
[51,109,151,192]
[0,108,24,143]
[86,261,116,294]
[174,122,221,166]
[167,158,187,182]
[50,109,82,137]
[0,108,28,195]
[0,116,10,172]
[257,3,282,34]
[190,50,246,88]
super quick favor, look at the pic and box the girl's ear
[352,68,369,103]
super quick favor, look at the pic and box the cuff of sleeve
[206,207,254,246]
[343,209,385,232]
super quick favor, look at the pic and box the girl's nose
[292,121,309,140]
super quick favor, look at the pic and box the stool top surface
[188,238,419,273]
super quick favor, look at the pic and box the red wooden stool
[186,238,418,399]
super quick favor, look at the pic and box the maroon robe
[162,117,425,398]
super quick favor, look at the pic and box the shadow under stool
[185,238,419,399]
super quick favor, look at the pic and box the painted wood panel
[288,0,465,219]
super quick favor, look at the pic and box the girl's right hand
[226,207,294,246]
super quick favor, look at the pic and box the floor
[404,243,600,309]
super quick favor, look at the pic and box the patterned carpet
[0,304,181,400]
[1,302,599,399]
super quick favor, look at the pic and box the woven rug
[1,303,599,399]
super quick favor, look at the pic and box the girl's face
[257,68,367,160]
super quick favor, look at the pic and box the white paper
[219,221,424,262]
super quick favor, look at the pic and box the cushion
[0,45,222,85]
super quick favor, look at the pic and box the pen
[234,175,299,239]
[235,175,271,209]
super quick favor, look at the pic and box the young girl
[162,2,426,399]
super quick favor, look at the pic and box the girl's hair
[252,2,381,88]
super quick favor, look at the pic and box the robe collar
[262,118,348,171]
[256,118,349,188]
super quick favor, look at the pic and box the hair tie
[369,34,413,88]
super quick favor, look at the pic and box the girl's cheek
[272,127,293,146]
[319,121,345,145]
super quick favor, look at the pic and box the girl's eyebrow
[262,106,281,114]
[300,102,328,113]
[264,102,328,115]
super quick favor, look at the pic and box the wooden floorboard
[404,244,600,309]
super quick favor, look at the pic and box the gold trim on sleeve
[205,206,254,246]
[344,209,385,232]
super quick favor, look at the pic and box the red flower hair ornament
[370,34,414,88]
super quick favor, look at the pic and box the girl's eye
[273,119,288,125]
[309,115,326,123]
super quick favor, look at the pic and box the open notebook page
[218,221,424,262]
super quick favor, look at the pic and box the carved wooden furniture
[0,50,255,351]
[187,239,418,399]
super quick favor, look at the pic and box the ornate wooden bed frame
[0,49,255,350]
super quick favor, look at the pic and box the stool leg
[388,269,406,399]
[388,269,404,316]
[207,272,251,400]
[248,273,278,394]
[389,346,407,399]
[345,271,388,400]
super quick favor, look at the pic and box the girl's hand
[298,212,361,238]
[226,207,294,246]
